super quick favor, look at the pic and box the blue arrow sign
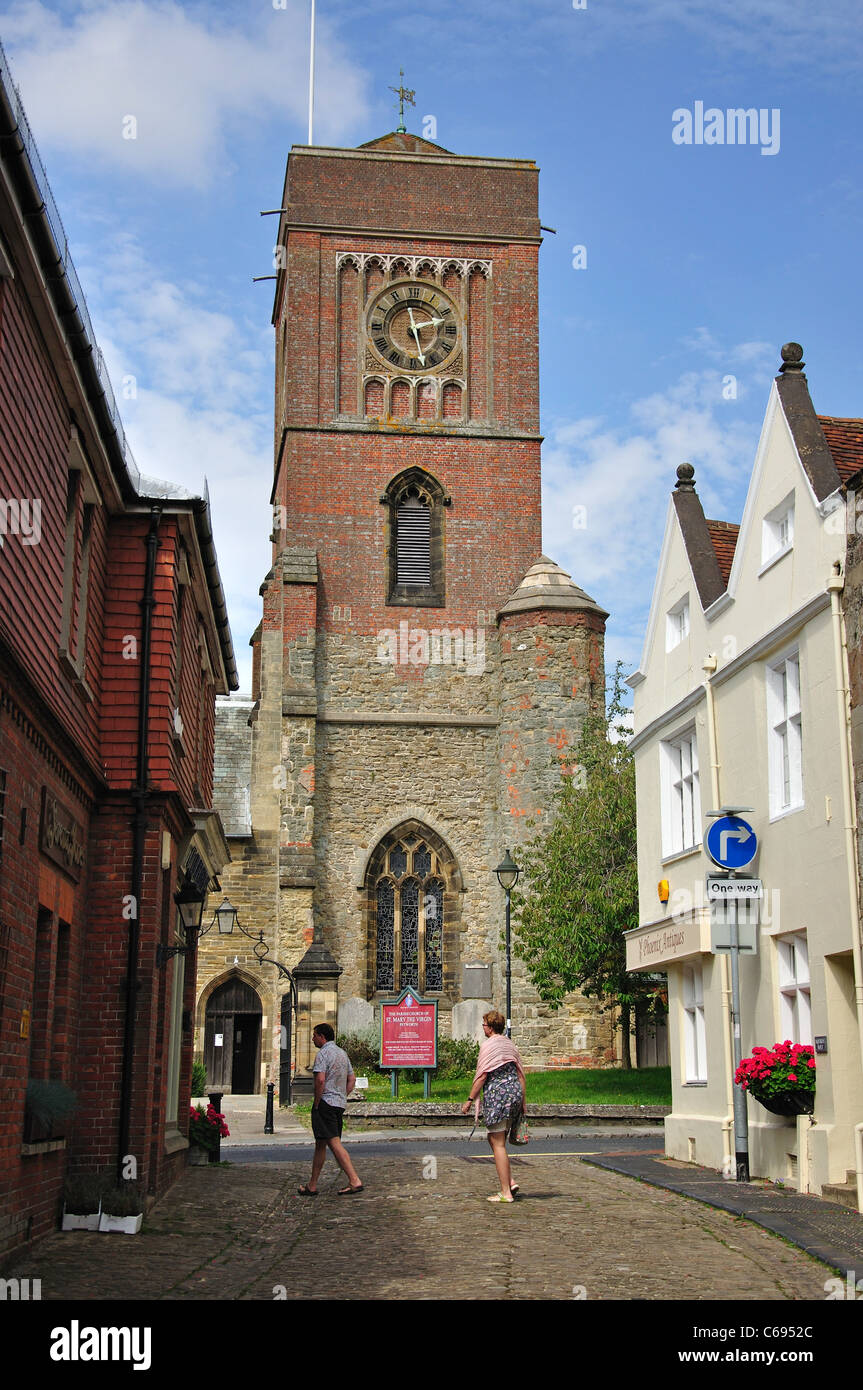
[705,815,757,869]
[705,811,755,867]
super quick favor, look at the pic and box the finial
[389,68,416,134]
[675,462,696,491]
[779,342,805,373]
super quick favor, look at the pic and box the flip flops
[487,1192,514,1202]
[297,1184,317,1196]
[337,1184,364,1195]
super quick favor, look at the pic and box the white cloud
[541,358,769,672]
[78,231,273,691]
[1,0,370,187]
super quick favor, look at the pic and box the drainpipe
[117,507,161,1184]
[827,562,863,1212]
[703,654,735,1177]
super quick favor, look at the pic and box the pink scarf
[472,1035,526,1120]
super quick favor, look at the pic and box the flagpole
[308,0,316,145]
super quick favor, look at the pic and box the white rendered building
[626,344,863,1199]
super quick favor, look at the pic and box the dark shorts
[311,1100,345,1142]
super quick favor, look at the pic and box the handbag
[510,1110,529,1145]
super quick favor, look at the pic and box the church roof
[817,415,863,483]
[497,556,609,621]
[357,131,454,156]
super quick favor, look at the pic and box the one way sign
[705,815,758,870]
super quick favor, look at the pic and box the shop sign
[39,788,85,882]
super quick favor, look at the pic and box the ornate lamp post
[493,849,521,1038]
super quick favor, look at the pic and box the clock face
[367,282,460,373]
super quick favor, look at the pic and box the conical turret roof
[497,556,608,621]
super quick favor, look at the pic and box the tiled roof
[818,416,863,483]
[705,520,740,587]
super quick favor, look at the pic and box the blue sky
[2,0,861,690]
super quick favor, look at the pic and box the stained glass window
[372,835,450,995]
[400,879,420,989]
[425,879,444,991]
[375,879,395,991]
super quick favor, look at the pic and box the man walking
[298,1023,364,1195]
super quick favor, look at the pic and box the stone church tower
[195,130,615,1087]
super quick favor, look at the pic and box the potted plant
[735,1041,816,1117]
[62,1173,105,1231]
[188,1102,230,1164]
[24,1080,77,1142]
[98,1183,145,1234]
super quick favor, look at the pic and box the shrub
[337,1029,479,1081]
[101,1183,145,1216]
[191,1060,208,1097]
[63,1173,107,1215]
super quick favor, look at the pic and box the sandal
[510,1184,520,1196]
[296,1185,317,1196]
[337,1184,364,1195]
[487,1192,514,1202]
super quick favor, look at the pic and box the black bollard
[208,1091,224,1164]
[264,1081,275,1134]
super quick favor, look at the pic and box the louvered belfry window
[396,490,431,585]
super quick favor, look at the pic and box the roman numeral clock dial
[366,282,460,372]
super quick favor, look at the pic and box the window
[660,729,702,857]
[761,493,794,568]
[371,832,450,994]
[381,468,448,607]
[59,430,98,684]
[766,651,803,816]
[666,596,690,652]
[682,963,706,1082]
[777,933,811,1044]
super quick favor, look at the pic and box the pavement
[5,1094,859,1308]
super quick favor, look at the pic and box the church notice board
[379,988,437,1069]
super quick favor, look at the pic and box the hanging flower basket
[735,1042,815,1118]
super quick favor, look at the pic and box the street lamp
[156,882,207,966]
[494,849,521,1038]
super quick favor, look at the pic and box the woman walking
[461,1010,527,1203]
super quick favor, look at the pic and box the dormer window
[762,493,794,568]
[665,596,690,652]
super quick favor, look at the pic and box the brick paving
[3,1151,835,1301]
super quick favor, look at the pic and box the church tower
[196,127,614,1086]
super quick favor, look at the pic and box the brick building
[0,44,237,1258]
[197,130,615,1085]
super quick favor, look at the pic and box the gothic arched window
[369,827,456,995]
[381,468,448,607]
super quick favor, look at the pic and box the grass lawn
[293,1067,671,1107]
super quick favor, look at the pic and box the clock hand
[407,307,426,365]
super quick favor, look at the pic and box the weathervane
[389,69,416,134]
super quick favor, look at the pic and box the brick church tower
[196,130,615,1085]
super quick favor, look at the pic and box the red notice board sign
[380,988,438,1069]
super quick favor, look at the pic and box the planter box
[62,1208,100,1232]
[98,1212,143,1234]
[188,1145,212,1166]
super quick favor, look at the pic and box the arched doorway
[203,977,263,1094]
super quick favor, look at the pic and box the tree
[511,665,664,1068]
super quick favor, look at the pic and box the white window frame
[682,963,707,1082]
[777,932,812,1045]
[660,728,702,858]
[665,595,690,652]
[766,649,803,818]
[761,492,794,571]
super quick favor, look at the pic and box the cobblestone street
[5,1149,835,1302]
